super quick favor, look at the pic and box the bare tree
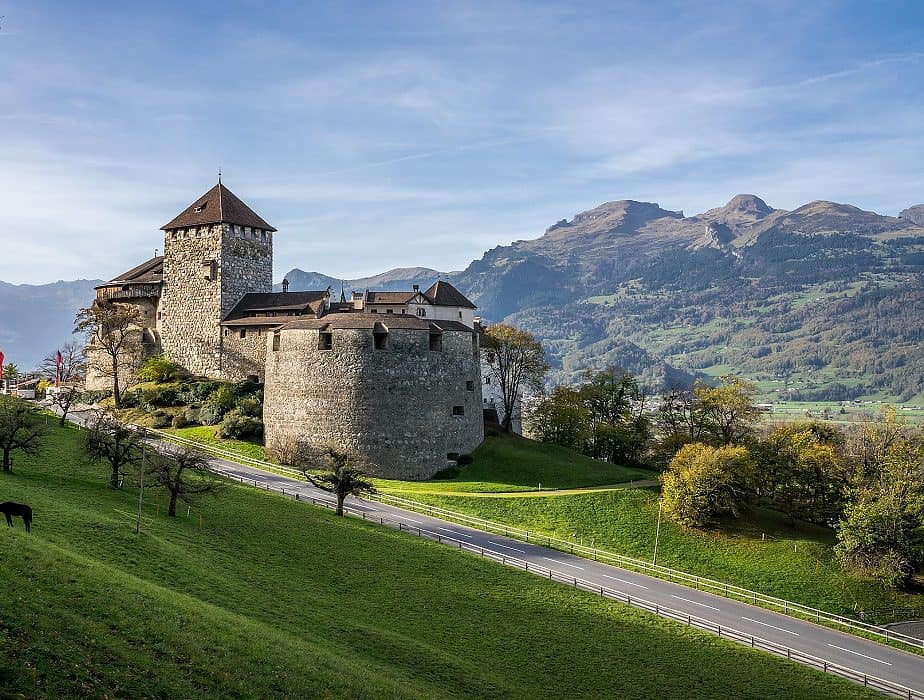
[43,341,87,426]
[74,300,144,407]
[304,447,375,516]
[146,447,221,517]
[0,395,46,473]
[483,324,549,432]
[82,411,144,488]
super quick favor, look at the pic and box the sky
[1,1,923,285]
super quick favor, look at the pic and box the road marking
[601,574,648,589]
[488,541,527,554]
[741,616,799,636]
[543,557,584,570]
[827,644,892,665]
[671,595,720,611]
[396,516,423,524]
[439,527,472,538]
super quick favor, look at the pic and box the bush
[171,414,190,429]
[182,380,222,402]
[140,387,182,409]
[662,443,757,528]
[198,403,224,426]
[150,411,172,429]
[80,390,112,405]
[456,454,473,466]
[234,396,263,418]
[138,355,181,383]
[183,407,200,425]
[218,409,264,440]
[431,465,461,480]
[119,391,141,408]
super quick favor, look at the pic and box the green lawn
[377,430,653,494]
[404,488,924,620]
[0,424,878,699]
[166,424,268,461]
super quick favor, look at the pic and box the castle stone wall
[220,326,271,381]
[263,326,484,479]
[160,224,271,378]
[84,298,159,392]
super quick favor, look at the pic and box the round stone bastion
[262,313,484,480]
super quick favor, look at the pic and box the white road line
[827,644,892,665]
[741,616,799,636]
[488,541,527,554]
[671,595,720,611]
[439,527,472,538]
[396,516,423,524]
[543,557,584,571]
[601,574,649,589]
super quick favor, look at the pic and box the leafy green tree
[695,376,760,446]
[529,386,590,451]
[0,395,46,472]
[757,422,849,525]
[2,362,20,385]
[579,368,650,465]
[483,324,549,433]
[304,447,375,516]
[138,354,181,384]
[661,443,757,527]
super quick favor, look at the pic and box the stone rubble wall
[263,326,484,480]
[220,326,272,381]
[83,298,159,392]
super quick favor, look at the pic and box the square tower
[159,180,275,377]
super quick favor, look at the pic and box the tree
[483,324,549,432]
[2,362,19,386]
[656,385,707,444]
[82,411,144,488]
[41,341,86,385]
[304,447,375,516]
[757,422,849,525]
[579,368,650,465]
[0,395,46,472]
[146,447,221,517]
[138,354,181,384]
[695,376,761,446]
[529,386,589,450]
[661,443,757,528]
[74,300,145,407]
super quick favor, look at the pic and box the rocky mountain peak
[544,200,683,238]
[899,204,924,226]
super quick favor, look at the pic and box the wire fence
[147,426,924,654]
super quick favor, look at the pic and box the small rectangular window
[239,328,246,339]
[374,332,388,350]
[485,377,491,384]
[452,405,465,416]
[386,309,394,314]
[272,333,281,351]
[466,380,474,391]
[417,307,426,317]
[319,332,333,350]
[429,333,442,352]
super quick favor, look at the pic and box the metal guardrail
[206,471,924,700]
[145,427,924,654]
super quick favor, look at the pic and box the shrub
[183,380,222,402]
[80,390,112,405]
[661,443,757,528]
[140,387,181,409]
[218,409,264,440]
[150,411,172,429]
[119,391,141,408]
[198,403,224,426]
[235,396,263,418]
[183,407,200,425]
[431,465,461,480]
[138,355,181,383]
[171,414,190,429]
[456,454,473,466]
[205,384,237,417]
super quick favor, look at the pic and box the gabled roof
[424,280,476,309]
[96,256,164,289]
[365,291,419,304]
[161,182,277,232]
[221,290,327,324]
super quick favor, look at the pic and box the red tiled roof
[424,280,476,308]
[161,182,277,232]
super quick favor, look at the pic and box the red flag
[56,350,63,388]
[0,351,4,382]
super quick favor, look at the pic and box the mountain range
[3,194,922,401]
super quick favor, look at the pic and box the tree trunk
[110,466,121,489]
[2,447,11,472]
[336,494,345,516]
[168,492,178,517]
[111,355,121,408]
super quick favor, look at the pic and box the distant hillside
[0,279,100,369]
[447,195,924,400]
[277,266,448,296]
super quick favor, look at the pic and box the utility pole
[653,499,663,566]
[135,431,146,535]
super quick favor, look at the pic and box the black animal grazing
[1,502,32,532]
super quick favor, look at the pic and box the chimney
[282,278,290,293]
[413,284,420,293]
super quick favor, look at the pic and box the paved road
[207,456,924,694]
[61,408,924,695]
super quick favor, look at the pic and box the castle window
[417,307,426,317]
[485,376,491,385]
[466,380,474,391]
[386,309,394,314]
[429,332,442,352]
[452,405,465,416]
[272,333,281,351]
[318,331,333,351]
[373,331,388,350]
[203,260,217,281]
[370,308,378,313]
[239,329,247,339]
[459,311,463,319]
[224,328,229,337]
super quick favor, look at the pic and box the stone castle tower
[159,180,276,377]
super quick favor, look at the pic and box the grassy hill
[0,423,879,698]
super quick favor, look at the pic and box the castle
[89,181,484,479]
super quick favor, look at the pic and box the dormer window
[194,203,206,213]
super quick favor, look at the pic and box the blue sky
[1,1,923,285]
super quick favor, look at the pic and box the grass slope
[0,424,877,699]
[404,488,924,618]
